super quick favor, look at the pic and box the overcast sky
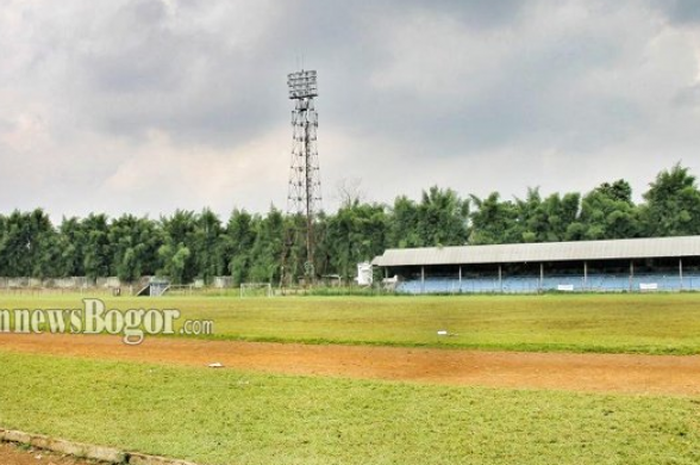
[2,0,700,220]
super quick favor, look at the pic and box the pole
[629,260,634,293]
[498,264,503,293]
[539,262,544,293]
[679,258,684,291]
[421,266,425,294]
[304,101,314,281]
[458,265,462,293]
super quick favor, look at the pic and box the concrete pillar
[539,262,544,293]
[583,261,588,290]
[629,260,634,292]
[458,265,462,293]
[421,266,425,294]
[498,265,503,293]
[679,258,684,291]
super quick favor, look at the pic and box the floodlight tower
[287,69,321,278]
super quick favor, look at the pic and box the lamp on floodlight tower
[286,69,322,282]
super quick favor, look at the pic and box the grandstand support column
[539,263,544,293]
[498,265,503,293]
[458,266,462,289]
[679,258,684,290]
[421,266,425,293]
[629,260,634,292]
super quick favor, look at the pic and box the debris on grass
[437,330,458,337]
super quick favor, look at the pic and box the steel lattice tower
[287,69,321,277]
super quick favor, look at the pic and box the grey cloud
[673,84,700,107]
[2,0,700,219]
[319,2,647,156]
[654,0,700,24]
[374,0,526,29]
[74,3,279,144]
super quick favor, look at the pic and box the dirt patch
[2,333,700,395]
[0,442,96,465]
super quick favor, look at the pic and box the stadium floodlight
[282,68,322,286]
[287,69,318,99]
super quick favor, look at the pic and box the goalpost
[239,282,273,298]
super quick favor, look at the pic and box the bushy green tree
[0,209,57,278]
[639,164,700,237]
[57,217,84,277]
[388,195,421,248]
[193,208,224,284]
[469,193,517,244]
[324,200,388,280]
[108,215,161,283]
[2,164,700,283]
[388,187,468,248]
[248,208,286,283]
[158,210,197,283]
[566,180,640,240]
[82,214,111,281]
[222,209,257,284]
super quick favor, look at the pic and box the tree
[1,163,699,283]
[417,186,469,246]
[640,163,700,237]
[248,207,286,283]
[158,243,191,284]
[388,196,422,248]
[108,215,161,283]
[57,217,84,277]
[469,193,517,244]
[222,209,257,284]
[541,192,581,242]
[388,187,468,248]
[323,200,388,280]
[0,214,6,276]
[566,180,639,240]
[193,208,224,284]
[159,210,197,283]
[0,209,57,278]
[82,214,111,281]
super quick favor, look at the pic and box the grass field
[1,351,699,465]
[2,292,700,464]
[2,293,700,354]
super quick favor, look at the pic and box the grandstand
[371,236,700,294]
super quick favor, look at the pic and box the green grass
[3,293,700,354]
[0,351,699,465]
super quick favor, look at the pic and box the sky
[2,0,700,221]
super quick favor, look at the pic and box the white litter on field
[208,362,225,368]
[437,330,459,337]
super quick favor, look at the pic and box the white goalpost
[239,282,273,298]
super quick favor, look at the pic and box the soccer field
[1,293,700,464]
[3,293,700,354]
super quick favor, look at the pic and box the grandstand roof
[371,236,700,267]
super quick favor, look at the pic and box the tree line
[1,164,699,284]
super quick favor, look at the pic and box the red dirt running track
[2,333,700,395]
[0,442,92,465]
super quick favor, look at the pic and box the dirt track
[2,333,700,396]
[0,442,92,465]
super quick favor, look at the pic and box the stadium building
[371,236,700,293]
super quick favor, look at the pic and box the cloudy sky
[2,0,700,220]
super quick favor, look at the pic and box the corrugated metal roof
[371,236,700,267]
